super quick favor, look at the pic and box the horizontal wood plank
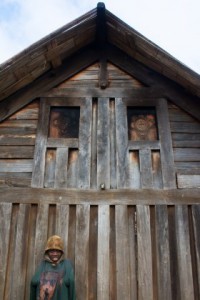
[0,187,199,205]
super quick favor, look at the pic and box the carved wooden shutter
[116,97,176,189]
[32,97,92,188]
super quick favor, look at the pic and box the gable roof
[0,2,200,121]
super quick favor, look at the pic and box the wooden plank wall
[1,202,200,300]
[169,103,200,188]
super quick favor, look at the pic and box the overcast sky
[0,0,200,74]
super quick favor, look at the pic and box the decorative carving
[129,114,157,141]
[49,107,80,138]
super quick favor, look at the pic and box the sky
[0,0,200,75]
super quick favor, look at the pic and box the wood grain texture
[137,205,153,300]
[115,98,129,188]
[155,205,172,300]
[97,98,110,189]
[78,98,92,189]
[97,205,110,300]
[75,204,90,300]
[115,205,131,299]
[175,205,195,300]
[0,203,12,300]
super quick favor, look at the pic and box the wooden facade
[0,3,200,300]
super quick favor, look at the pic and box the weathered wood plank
[31,100,50,187]
[55,148,68,188]
[56,204,69,255]
[175,161,200,171]
[97,205,110,300]
[177,174,200,188]
[152,151,163,189]
[137,205,153,300]
[44,149,56,188]
[1,187,200,205]
[169,108,196,122]
[97,98,110,189]
[128,206,137,300]
[0,203,12,299]
[34,204,49,268]
[91,99,97,189]
[43,87,164,98]
[0,146,34,158]
[88,206,98,299]
[11,204,30,300]
[110,99,117,189]
[139,149,153,188]
[0,137,35,146]
[192,205,200,298]
[115,98,129,188]
[24,204,37,300]
[99,58,108,89]
[78,98,92,189]
[170,122,200,133]
[67,149,78,188]
[0,159,32,172]
[155,205,172,300]
[75,204,90,300]
[47,138,78,148]
[115,205,131,299]
[175,205,194,300]
[157,98,176,188]
[174,148,200,162]
[129,151,140,188]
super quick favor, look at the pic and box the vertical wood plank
[25,204,37,300]
[97,205,110,300]
[3,205,18,300]
[115,98,129,188]
[129,151,140,188]
[157,99,176,188]
[175,205,194,300]
[110,99,117,189]
[11,204,30,300]
[78,98,92,188]
[55,148,68,188]
[88,206,98,299]
[91,99,97,189]
[75,205,90,300]
[44,149,56,188]
[192,205,200,298]
[115,205,131,299]
[139,149,153,188]
[34,204,49,268]
[97,98,110,189]
[137,205,153,300]
[99,58,108,89]
[67,149,78,188]
[155,205,172,300]
[152,151,163,189]
[128,206,137,300]
[56,204,69,256]
[31,100,50,187]
[0,203,12,300]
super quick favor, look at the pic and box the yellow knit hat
[45,235,64,253]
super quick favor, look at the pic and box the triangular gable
[0,3,199,121]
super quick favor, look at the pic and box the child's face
[47,249,62,263]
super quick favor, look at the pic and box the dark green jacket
[30,259,76,300]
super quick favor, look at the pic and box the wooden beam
[0,45,98,122]
[106,45,200,121]
[96,3,107,48]
[0,187,200,204]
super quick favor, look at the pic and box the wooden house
[0,3,200,299]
